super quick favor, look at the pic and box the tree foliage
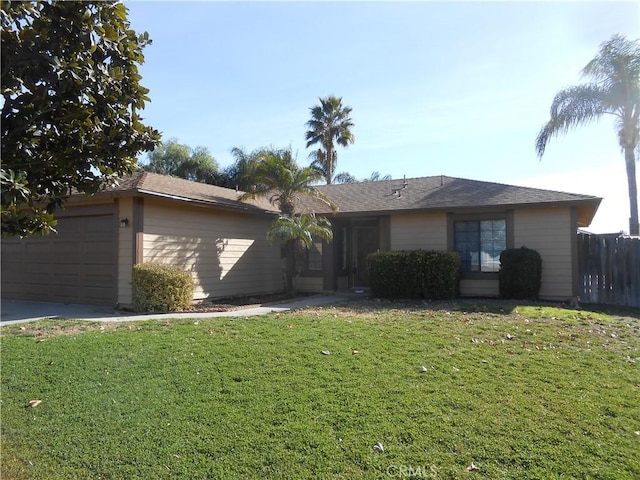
[1,0,160,237]
[267,212,334,249]
[140,138,218,184]
[305,96,355,184]
[215,147,263,190]
[334,171,392,184]
[241,147,336,292]
[241,147,335,216]
[536,34,640,235]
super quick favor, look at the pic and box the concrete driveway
[1,293,356,325]
[1,299,125,324]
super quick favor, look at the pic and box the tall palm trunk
[325,144,334,185]
[624,146,639,235]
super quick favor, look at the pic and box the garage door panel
[24,243,52,255]
[84,286,114,299]
[50,285,80,298]
[49,241,82,256]
[83,251,115,264]
[23,263,52,275]
[48,286,112,300]
[1,211,117,306]
[2,243,22,255]
[84,268,114,278]
[53,274,82,285]
[3,260,23,272]
[50,263,81,275]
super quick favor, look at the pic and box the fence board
[577,233,640,307]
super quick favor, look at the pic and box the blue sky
[125,1,639,233]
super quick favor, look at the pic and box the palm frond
[304,96,355,183]
[582,35,640,87]
[334,171,357,184]
[239,147,334,214]
[535,84,608,157]
[537,35,640,158]
[267,213,333,247]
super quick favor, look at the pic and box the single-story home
[1,172,601,307]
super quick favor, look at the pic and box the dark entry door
[352,226,378,287]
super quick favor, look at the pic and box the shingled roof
[106,172,279,214]
[102,173,601,227]
[301,175,602,226]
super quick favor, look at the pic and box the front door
[352,226,378,287]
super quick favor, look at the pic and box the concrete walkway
[0,293,357,325]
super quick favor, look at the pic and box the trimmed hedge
[132,263,194,312]
[368,250,461,300]
[499,246,542,300]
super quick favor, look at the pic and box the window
[305,240,323,271]
[454,219,506,272]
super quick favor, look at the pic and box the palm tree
[241,147,334,215]
[267,213,334,289]
[333,171,357,184]
[363,171,392,182]
[215,147,262,190]
[333,171,391,184]
[536,34,640,235]
[305,95,355,184]
[267,212,333,250]
[241,147,336,292]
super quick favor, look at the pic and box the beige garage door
[1,206,117,306]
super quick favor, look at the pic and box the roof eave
[322,198,603,221]
[135,189,280,215]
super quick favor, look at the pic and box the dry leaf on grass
[27,400,42,408]
[466,462,479,472]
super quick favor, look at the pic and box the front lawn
[1,300,638,479]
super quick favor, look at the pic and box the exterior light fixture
[120,218,129,228]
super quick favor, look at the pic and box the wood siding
[513,207,575,300]
[116,197,135,306]
[140,199,282,300]
[460,278,498,297]
[295,276,323,292]
[385,208,576,300]
[390,212,448,251]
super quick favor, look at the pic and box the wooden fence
[577,232,640,308]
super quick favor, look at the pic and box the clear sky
[125,1,639,234]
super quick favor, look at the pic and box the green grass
[1,300,639,479]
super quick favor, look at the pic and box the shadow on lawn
[338,296,640,319]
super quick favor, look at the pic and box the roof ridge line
[136,171,149,190]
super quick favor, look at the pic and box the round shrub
[132,263,194,312]
[499,246,542,300]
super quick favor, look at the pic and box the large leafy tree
[536,34,640,235]
[305,95,355,184]
[1,0,160,237]
[141,138,218,184]
[241,147,335,292]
